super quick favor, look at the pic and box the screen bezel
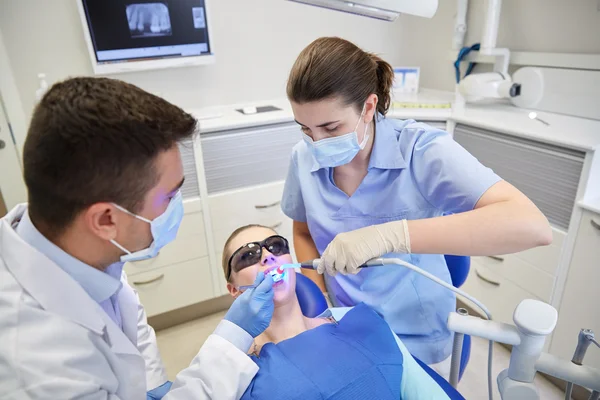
[76,0,215,75]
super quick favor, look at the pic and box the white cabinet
[130,257,214,317]
[454,123,580,327]
[549,209,600,369]
[462,228,564,325]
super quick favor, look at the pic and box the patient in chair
[222,224,450,400]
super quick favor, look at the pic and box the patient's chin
[273,281,295,304]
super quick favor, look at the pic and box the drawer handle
[591,218,600,231]
[268,221,282,230]
[133,274,165,286]
[475,267,500,286]
[255,201,280,209]
[486,255,505,262]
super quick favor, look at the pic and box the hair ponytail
[370,55,394,115]
[287,37,394,116]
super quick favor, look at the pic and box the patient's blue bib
[240,303,404,400]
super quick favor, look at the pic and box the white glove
[317,220,411,276]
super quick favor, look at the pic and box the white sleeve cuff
[213,320,254,353]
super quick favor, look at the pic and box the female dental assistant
[281,37,552,376]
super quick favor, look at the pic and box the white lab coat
[0,205,258,399]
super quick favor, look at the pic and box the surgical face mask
[302,104,370,168]
[110,191,184,263]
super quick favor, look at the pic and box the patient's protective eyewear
[227,235,290,280]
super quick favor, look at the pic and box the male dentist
[0,77,273,399]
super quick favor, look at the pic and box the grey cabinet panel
[202,123,301,194]
[454,124,585,230]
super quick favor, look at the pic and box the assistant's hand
[224,271,275,338]
[317,220,411,275]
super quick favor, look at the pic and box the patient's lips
[266,266,286,287]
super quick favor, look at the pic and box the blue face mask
[303,105,369,168]
[110,191,184,263]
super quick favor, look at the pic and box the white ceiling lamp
[288,0,438,21]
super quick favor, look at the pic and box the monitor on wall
[77,0,214,75]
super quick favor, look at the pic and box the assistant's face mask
[302,104,370,168]
[110,191,184,263]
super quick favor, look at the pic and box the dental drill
[565,329,600,400]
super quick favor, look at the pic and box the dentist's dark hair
[23,77,197,238]
[287,37,394,116]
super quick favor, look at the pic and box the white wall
[0,0,406,152]
[396,0,600,92]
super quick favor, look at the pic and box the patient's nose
[260,249,278,267]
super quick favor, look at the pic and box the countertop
[186,89,600,152]
[579,198,600,215]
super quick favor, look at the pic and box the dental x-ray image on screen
[127,3,172,38]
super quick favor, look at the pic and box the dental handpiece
[282,258,385,270]
[238,259,385,289]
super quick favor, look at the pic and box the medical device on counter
[457,72,521,103]
[287,258,600,400]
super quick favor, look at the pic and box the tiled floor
[156,311,565,399]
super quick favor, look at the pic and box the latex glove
[317,220,411,275]
[224,271,275,338]
[147,381,172,399]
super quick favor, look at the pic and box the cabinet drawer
[125,206,207,275]
[201,123,300,194]
[473,254,554,302]
[461,261,543,325]
[209,182,287,251]
[130,257,214,317]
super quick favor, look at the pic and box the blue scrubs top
[281,116,501,364]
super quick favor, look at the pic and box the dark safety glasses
[227,235,290,281]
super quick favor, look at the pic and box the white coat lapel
[0,209,105,336]
[0,208,142,360]
[118,279,140,346]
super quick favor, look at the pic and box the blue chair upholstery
[295,273,329,317]
[294,255,472,381]
[444,255,470,288]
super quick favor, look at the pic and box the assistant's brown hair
[23,77,197,237]
[287,37,394,116]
